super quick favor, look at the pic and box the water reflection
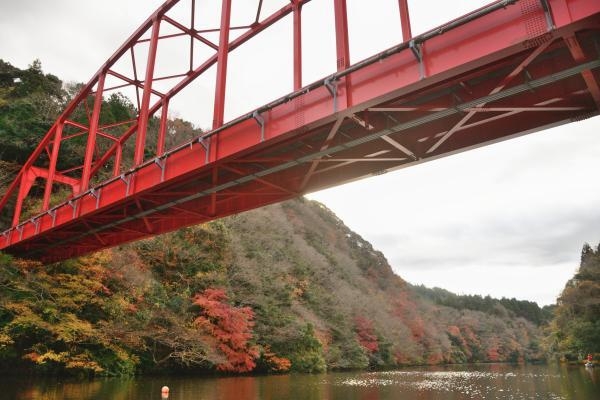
[2,364,599,400]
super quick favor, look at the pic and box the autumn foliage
[193,288,259,372]
[354,316,379,353]
[261,346,292,372]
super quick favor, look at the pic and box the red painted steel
[1,0,599,262]
[134,18,161,166]
[398,0,412,42]
[80,73,106,194]
[293,0,303,91]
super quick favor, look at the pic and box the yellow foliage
[54,313,94,343]
[65,354,105,373]
[37,350,70,364]
[0,332,14,347]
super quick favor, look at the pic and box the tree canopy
[544,242,600,359]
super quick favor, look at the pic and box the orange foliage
[392,294,424,341]
[22,352,40,363]
[487,338,500,362]
[408,316,425,341]
[394,350,410,364]
[427,351,444,364]
[354,316,379,353]
[447,325,461,337]
[461,325,479,346]
[262,346,291,372]
[193,288,259,372]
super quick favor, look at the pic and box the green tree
[545,242,600,358]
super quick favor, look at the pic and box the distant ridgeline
[412,286,554,326]
[0,59,583,377]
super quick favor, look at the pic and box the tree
[192,288,259,372]
[545,242,600,358]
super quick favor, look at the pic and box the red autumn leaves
[193,288,259,372]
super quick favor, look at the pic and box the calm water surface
[3,364,599,400]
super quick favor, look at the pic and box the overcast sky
[1,0,599,305]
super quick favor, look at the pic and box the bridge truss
[1,0,599,261]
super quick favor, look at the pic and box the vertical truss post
[113,143,123,177]
[334,0,352,108]
[190,0,196,73]
[80,73,106,193]
[334,0,350,72]
[11,174,27,228]
[157,98,169,156]
[42,121,64,211]
[208,0,232,217]
[134,17,161,166]
[213,0,232,130]
[398,0,412,42]
[293,0,303,91]
[12,169,36,227]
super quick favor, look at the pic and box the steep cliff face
[0,198,543,376]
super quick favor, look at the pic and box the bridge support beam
[157,98,169,157]
[213,0,232,131]
[134,17,161,166]
[42,121,64,211]
[80,73,106,194]
[334,0,352,111]
[398,0,412,42]
[293,0,303,91]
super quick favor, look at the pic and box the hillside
[544,242,600,360]
[0,198,543,376]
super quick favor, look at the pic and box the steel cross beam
[317,93,588,178]
[299,117,345,191]
[426,40,553,154]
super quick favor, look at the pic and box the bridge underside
[2,1,600,262]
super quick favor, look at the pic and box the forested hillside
[0,59,547,376]
[544,243,600,360]
[413,286,553,326]
[0,199,545,376]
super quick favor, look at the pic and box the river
[3,364,599,399]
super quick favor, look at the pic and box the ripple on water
[339,378,395,387]
[337,370,567,400]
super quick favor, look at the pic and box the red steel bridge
[0,0,599,262]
